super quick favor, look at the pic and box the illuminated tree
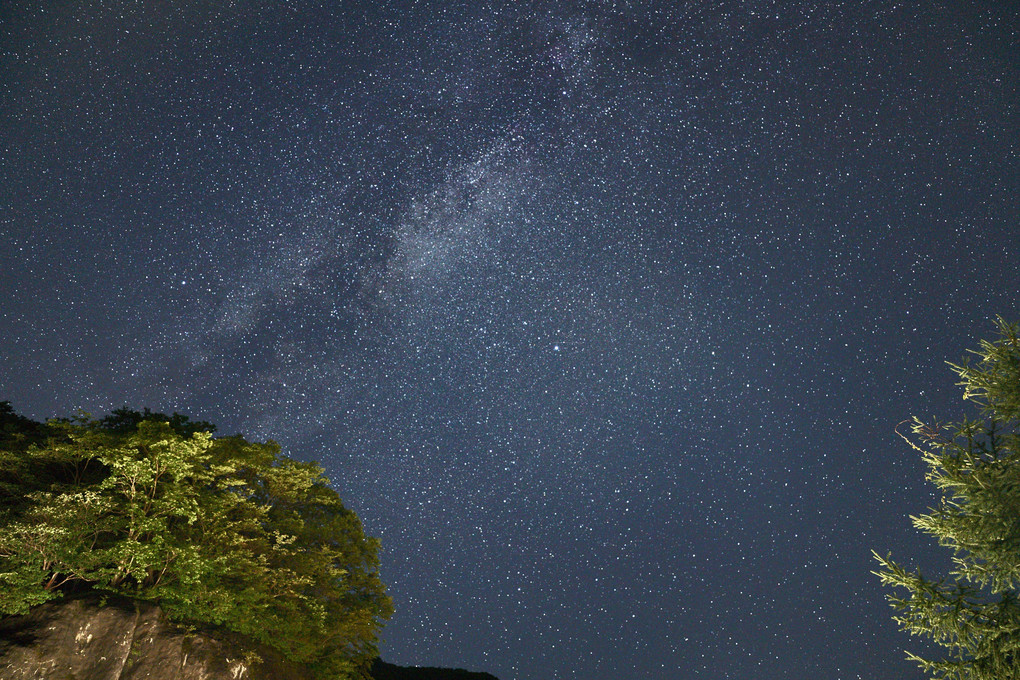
[0,408,392,679]
[875,318,1020,680]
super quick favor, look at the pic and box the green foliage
[0,407,392,679]
[874,318,1020,680]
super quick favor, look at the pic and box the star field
[1,2,1018,679]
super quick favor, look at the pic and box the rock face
[0,593,308,680]
[0,594,502,680]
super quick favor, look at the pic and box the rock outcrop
[0,593,501,680]
[0,592,307,680]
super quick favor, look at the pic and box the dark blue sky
[1,2,1018,679]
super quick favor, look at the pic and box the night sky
[1,1,1018,679]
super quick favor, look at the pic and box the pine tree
[875,317,1020,680]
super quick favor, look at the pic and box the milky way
[1,2,1018,679]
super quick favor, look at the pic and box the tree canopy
[0,406,392,679]
[874,318,1020,680]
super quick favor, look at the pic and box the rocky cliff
[0,594,500,680]
[0,593,307,680]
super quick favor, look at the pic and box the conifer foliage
[0,407,392,679]
[875,318,1020,680]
